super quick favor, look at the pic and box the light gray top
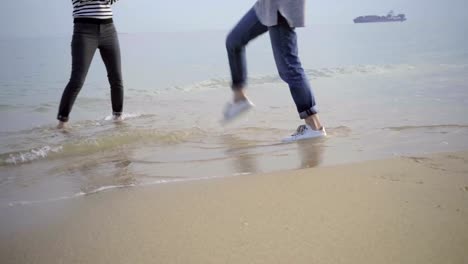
[254,0,306,27]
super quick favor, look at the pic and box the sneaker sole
[221,103,254,124]
[282,132,326,143]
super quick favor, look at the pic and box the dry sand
[1,151,468,264]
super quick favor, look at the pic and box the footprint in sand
[405,157,431,164]
[404,156,450,172]
[446,154,468,162]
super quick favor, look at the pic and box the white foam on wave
[1,125,204,167]
[4,175,226,208]
[5,145,63,165]
[103,112,144,121]
[168,64,417,93]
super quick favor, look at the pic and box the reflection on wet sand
[296,138,326,169]
[222,134,259,175]
[223,133,326,175]
[51,149,136,194]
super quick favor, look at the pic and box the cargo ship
[354,11,406,23]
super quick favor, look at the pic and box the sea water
[1,21,467,207]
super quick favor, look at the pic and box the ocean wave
[438,63,468,69]
[384,124,468,131]
[170,64,416,93]
[3,145,63,165]
[0,126,207,166]
[172,78,228,92]
[103,112,146,121]
[0,104,13,111]
[0,113,154,137]
[232,125,352,138]
[4,174,225,208]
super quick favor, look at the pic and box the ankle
[113,115,123,122]
[57,121,67,129]
[305,115,322,130]
[306,122,320,130]
[233,90,247,102]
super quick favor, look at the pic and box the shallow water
[1,22,467,207]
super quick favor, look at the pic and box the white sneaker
[282,124,326,143]
[223,99,255,122]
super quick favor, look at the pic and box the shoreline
[1,151,468,264]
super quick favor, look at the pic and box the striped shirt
[72,0,114,19]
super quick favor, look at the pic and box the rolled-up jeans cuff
[299,106,318,119]
[57,115,69,122]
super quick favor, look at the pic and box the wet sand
[1,151,468,264]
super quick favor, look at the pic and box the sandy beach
[1,2,468,264]
[1,151,467,264]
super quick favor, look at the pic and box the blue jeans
[226,8,317,119]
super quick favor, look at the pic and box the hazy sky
[0,0,466,37]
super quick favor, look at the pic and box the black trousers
[58,22,124,122]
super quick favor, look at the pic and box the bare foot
[113,115,124,123]
[57,121,67,130]
[233,89,248,103]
